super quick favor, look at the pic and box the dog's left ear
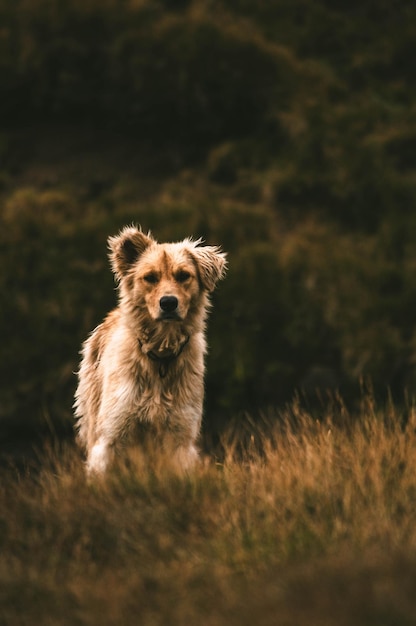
[189,243,227,292]
[108,226,154,280]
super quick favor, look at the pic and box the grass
[2,399,416,625]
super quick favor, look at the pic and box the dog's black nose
[160,295,179,313]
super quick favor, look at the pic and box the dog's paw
[86,439,114,477]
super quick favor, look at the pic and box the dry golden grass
[2,399,416,625]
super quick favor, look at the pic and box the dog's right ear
[108,226,153,280]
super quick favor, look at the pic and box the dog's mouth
[158,311,183,322]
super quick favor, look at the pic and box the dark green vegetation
[2,1,416,439]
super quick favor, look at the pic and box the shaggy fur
[74,226,227,475]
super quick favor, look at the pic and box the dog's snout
[160,295,179,313]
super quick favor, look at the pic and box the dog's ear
[108,226,154,279]
[189,242,227,292]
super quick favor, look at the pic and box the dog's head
[108,226,227,323]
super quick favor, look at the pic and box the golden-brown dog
[74,226,227,475]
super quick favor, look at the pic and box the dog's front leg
[86,377,137,476]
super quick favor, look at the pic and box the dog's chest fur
[81,311,205,440]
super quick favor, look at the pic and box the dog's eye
[176,270,191,283]
[143,272,159,284]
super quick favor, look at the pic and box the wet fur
[74,226,227,475]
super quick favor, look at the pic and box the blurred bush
[1,1,290,150]
[3,180,416,437]
[1,0,416,440]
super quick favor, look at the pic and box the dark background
[2,0,416,447]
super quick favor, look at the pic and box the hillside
[2,0,416,445]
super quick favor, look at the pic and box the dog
[74,226,227,475]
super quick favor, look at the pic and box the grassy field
[2,399,416,626]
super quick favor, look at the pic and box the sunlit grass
[2,399,416,625]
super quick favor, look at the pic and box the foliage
[1,0,286,147]
[1,0,416,436]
